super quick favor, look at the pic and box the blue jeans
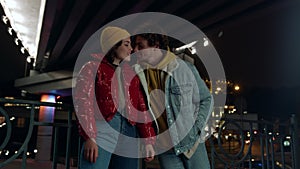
[158,143,210,169]
[80,113,138,169]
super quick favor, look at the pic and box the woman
[74,26,156,169]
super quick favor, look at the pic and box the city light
[283,140,290,146]
[234,85,240,91]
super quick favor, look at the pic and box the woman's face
[115,37,132,62]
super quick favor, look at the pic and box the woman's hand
[144,144,155,162]
[84,138,98,163]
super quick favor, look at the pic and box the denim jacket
[133,57,213,155]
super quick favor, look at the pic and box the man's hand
[84,138,98,163]
[144,144,155,162]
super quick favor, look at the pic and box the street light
[234,85,240,91]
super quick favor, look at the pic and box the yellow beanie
[100,26,130,53]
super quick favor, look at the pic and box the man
[132,32,213,169]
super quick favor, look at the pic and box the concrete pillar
[35,94,55,162]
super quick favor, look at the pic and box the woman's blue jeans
[79,113,138,169]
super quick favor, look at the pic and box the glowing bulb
[14,38,19,45]
[20,47,26,54]
[190,47,196,54]
[8,27,13,35]
[2,15,9,24]
[203,38,209,46]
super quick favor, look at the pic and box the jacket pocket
[170,85,181,106]
[169,83,192,106]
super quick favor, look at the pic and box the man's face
[133,36,163,65]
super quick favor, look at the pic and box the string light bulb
[14,38,19,45]
[7,27,13,35]
[20,47,26,54]
[2,15,9,24]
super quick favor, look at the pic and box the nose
[134,46,139,52]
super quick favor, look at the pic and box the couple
[74,26,213,169]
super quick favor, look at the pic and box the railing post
[264,124,270,169]
[22,144,28,169]
[65,109,72,169]
[52,126,59,169]
[280,137,286,169]
[78,136,81,169]
[260,132,265,169]
[209,137,215,169]
[291,114,298,169]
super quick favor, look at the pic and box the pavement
[1,159,77,169]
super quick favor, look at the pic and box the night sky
[209,2,300,88]
[205,1,300,119]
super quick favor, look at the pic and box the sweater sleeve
[133,77,156,145]
[189,63,213,136]
[74,61,98,140]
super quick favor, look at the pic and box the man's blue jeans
[79,113,138,169]
[158,143,210,169]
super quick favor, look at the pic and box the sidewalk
[1,159,77,169]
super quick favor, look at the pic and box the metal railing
[209,116,298,169]
[0,98,74,169]
[0,98,298,169]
